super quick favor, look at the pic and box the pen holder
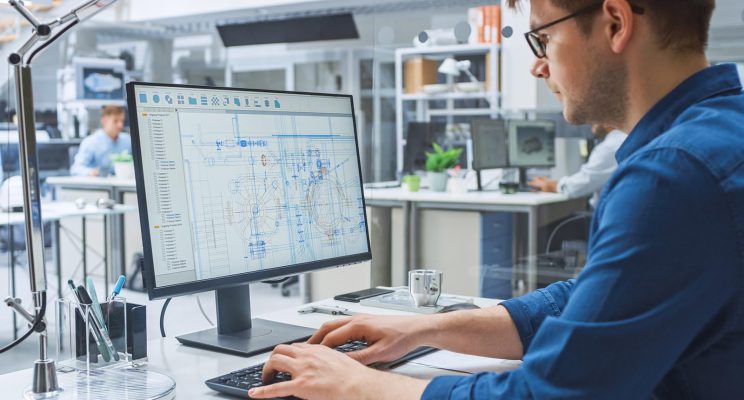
[55,297,147,372]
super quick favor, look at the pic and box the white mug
[409,269,442,307]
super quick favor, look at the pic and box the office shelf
[395,43,502,173]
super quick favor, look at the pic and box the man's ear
[602,0,635,54]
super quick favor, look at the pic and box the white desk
[0,296,519,398]
[364,187,587,292]
[3,202,137,338]
[46,176,138,282]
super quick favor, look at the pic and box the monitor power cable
[159,297,172,337]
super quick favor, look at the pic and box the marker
[68,279,110,362]
[109,275,126,301]
[86,277,107,334]
[76,285,119,362]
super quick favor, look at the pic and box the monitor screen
[507,120,556,168]
[128,83,371,299]
[471,119,508,170]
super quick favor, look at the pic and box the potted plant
[109,150,134,179]
[425,143,463,192]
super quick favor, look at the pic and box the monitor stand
[176,284,315,357]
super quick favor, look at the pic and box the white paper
[410,350,522,374]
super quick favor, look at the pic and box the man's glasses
[524,2,645,59]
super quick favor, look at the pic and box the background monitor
[471,119,509,170]
[127,82,371,356]
[403,122,468,173]
[507,120,556,168]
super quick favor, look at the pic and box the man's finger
[248,380,297,399]
[307,318,352,344]
[261,353,296,383]
[319,323,364,348]
[346,346,386,365]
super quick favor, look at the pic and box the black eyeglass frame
[524,2,645,58]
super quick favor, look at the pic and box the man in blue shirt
[70,105,131,176]
[250,1,744,399]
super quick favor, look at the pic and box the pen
[76,285,120,362]
[109,275,126,301]
[298,304,358,316]
[68,280,110,362]
[86,277,107,334]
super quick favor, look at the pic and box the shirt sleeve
[421,148,741,399]
[70,138,95,176]
[556,138,620,199]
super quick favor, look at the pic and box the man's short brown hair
[507,0,715,53]
[101,105,125,118]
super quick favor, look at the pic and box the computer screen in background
[508,120,556,168]
[471,119,509,170]
[127,82,371,356]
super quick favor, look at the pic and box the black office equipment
[205,341,436,398]
[127,82,371,357]
[471,119,509,191]
[217,14,359,47]
[334,287,394,303]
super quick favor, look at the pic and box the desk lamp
[3,0,117,398]
[438,57,483,91]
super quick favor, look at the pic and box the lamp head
[438,58,473,76]
[438,58,460,76]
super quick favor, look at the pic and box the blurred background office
[0,0,742,375]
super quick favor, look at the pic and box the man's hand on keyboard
[249,342,427,400]
[307,314,435,365]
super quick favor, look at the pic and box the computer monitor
[127,82,371,356]
[507,120,556,168]
[403,122,445,173]
[403,122,468,174]
[471,119,509,170]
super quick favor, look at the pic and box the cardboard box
[404,57,438,94]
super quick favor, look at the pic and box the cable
[0,291,45,354]
[26,19,79,65]
[261,277,291,285]
[545,212,593,254]
[159,297,171,337]
[196,294,213,326]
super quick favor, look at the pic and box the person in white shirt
[528,125,627,207]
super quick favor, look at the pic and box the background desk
[3,202,137,338]
[363,187,587,296]
[0,296,520,398]
[46,176,139,283]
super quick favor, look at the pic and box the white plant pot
[113,162,134,179]
[428,172,449,192]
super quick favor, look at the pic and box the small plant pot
[428,172,449,192]
[113,162,134,179]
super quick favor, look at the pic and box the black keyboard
[205,341,436,398]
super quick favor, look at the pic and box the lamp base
[24,359,62,399]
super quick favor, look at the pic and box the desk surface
[0,297,518,398]
[0,202,138,225]
[46,176,137,189]
[364,187,572,206]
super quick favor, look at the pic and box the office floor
[0,250,303,375]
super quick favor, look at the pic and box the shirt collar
[615,63,743,163]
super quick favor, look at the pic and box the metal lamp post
[5,0,117,397]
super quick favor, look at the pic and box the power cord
[545,211,593,254]
[159,297,171,337]
[0,291,46,354]
[196,295,213,326]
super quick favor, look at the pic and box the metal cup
[409,269,442,307]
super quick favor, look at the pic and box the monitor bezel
[507,120,557,169]
[126,81,372,300]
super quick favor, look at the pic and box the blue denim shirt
[70,129,132,176]
[422,64,744,399]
